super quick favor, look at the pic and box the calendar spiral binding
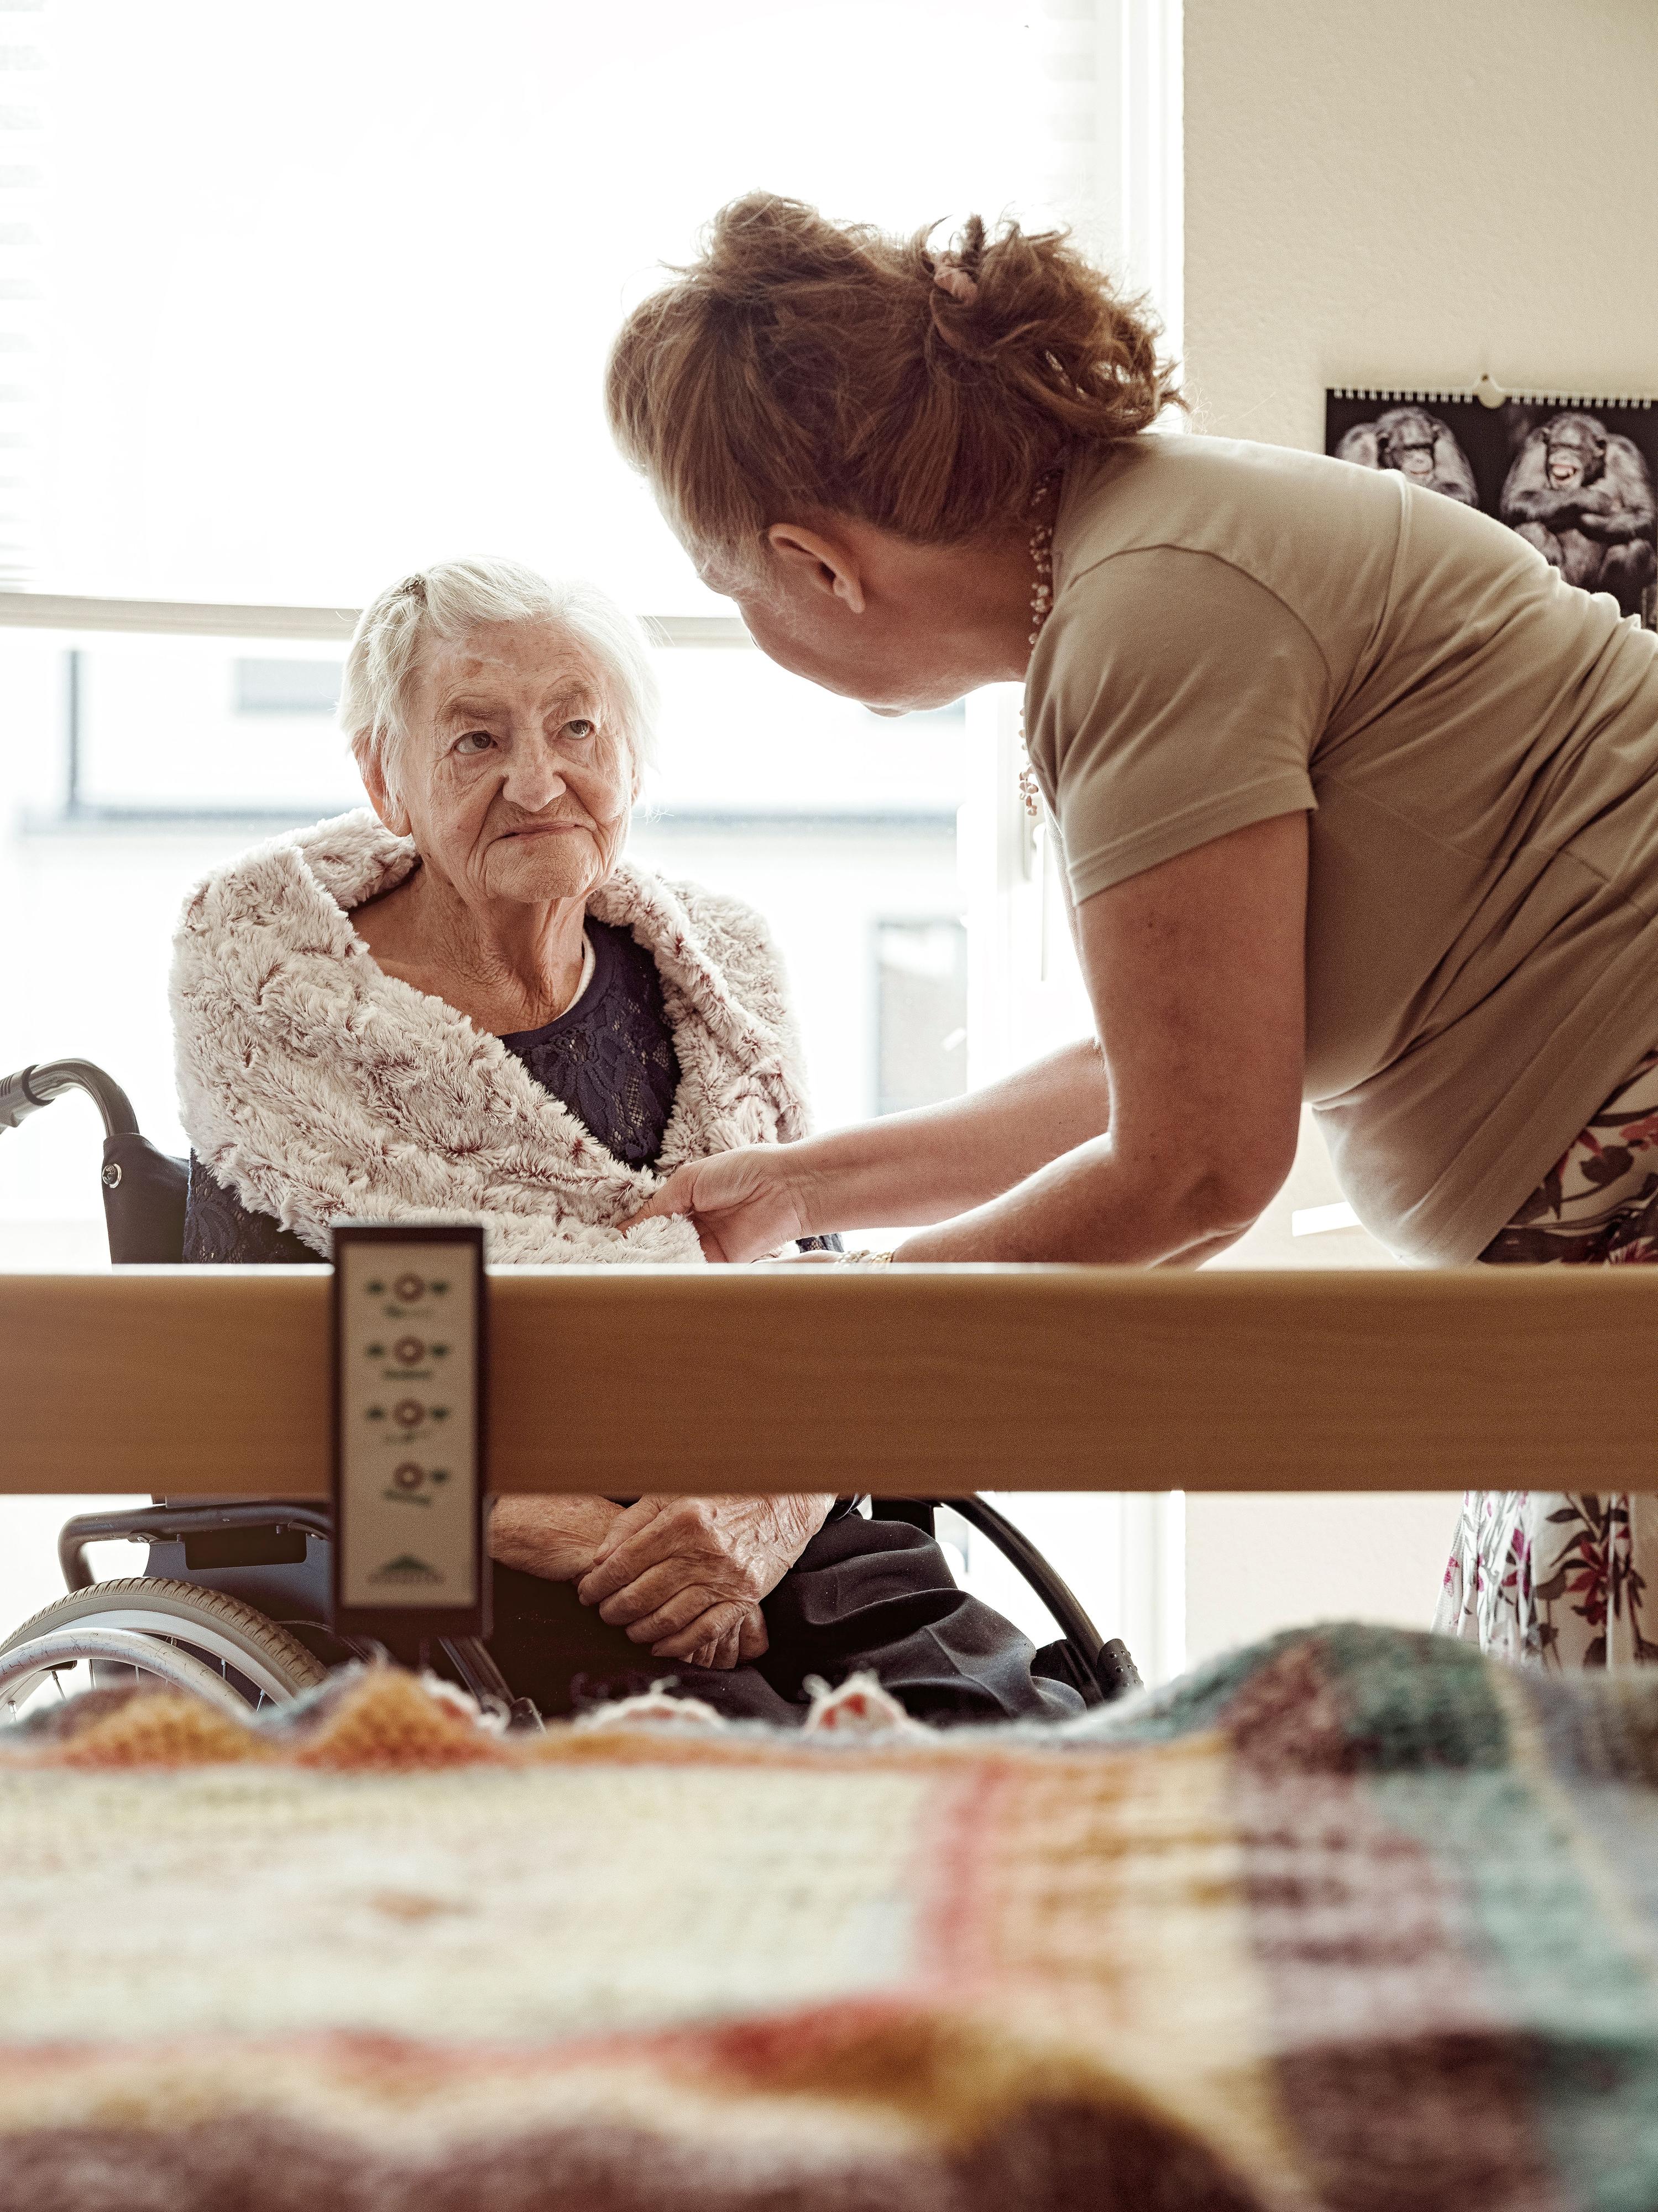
[1331,387,1655,410]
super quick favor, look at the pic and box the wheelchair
[0,1058,1142,1725]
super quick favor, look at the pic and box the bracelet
[834,1248,896,1267]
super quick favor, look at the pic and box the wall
[1183,0,1658,449]
[1179,0,1658,1663]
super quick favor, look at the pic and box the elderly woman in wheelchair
[0,559,1132,1728]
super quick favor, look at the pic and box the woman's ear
[765,523,866,614]
[360,739,413,838]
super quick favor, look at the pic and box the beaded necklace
[1017,473,1059,818]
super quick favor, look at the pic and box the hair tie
[933,262,978,306]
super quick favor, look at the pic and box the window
[2,0,1076,1151]
[20,2,1072,611]
[0,0,1196,1678]
[64,641,356,817]
[233,660,342,717]
[875,919,969,1119]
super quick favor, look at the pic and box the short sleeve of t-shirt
[1026,547,1329,907]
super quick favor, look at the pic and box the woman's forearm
[886,817,1309,1265]
[891,1133,1272,1266]
[793,1039,1110,1233]
[632,818,1306,1271]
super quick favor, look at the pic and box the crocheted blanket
[3,1624,1657,2211]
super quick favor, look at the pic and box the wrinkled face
[1546,421,1603,489]
[372,619,634,909]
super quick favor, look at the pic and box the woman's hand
[576,1493,835,1662]
[623,1149,812,1263]
[488,1495,624,1583]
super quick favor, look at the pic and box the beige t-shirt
[1024,433,1658,1265]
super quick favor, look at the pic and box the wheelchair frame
[0,1060,1143,1721]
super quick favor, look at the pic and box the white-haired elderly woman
[172,557,1082,1726]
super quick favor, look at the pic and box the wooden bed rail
[3,1263,1654,1497]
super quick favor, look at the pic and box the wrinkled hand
[489,1496,747,1671]
[576,1493,836,1665]
[622,1147,812,1264]
[488,1495,624,1584]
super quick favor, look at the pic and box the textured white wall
[1180,0,1658,1663]
[1183,0,1658,447]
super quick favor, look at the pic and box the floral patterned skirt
[1435,1050,1658,1668]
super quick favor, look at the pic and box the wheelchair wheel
[0,1577,330,1717]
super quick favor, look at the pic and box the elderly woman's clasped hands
[488,1492,835,1671]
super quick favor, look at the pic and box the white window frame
[959,0,1186,1679]
[0,593,745,646]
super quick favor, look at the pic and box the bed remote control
[330,1222,489,1647]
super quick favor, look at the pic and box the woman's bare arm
[623,1038,1109,1260]
[896,813,1307,1261]
[793,1039,1111,1228]
[628,813,1306,1265]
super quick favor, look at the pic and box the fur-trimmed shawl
[171,810,811,1265]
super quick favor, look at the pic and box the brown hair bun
[606,192,1180,591]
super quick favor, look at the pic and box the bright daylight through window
[0,0,1194,1677]
[0,0,1081,1196]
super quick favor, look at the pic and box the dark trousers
[486,1515,1084,1726]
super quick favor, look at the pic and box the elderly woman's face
[376,620,634,907]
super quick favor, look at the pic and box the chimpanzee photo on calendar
[1326,389,1657,630]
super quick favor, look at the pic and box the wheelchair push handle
[0,1067,40,1133]
[0,1060,140,1140]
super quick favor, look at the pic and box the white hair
[339,557,659,796]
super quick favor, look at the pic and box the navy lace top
[184,920,682,1264]
[499,920,680,1170]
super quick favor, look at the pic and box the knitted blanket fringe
[170,810,811,1264]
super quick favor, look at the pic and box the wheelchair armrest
[58,1501,334,1593]
[101,1135,189,1264]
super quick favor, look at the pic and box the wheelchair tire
[0,1578,331,1709]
